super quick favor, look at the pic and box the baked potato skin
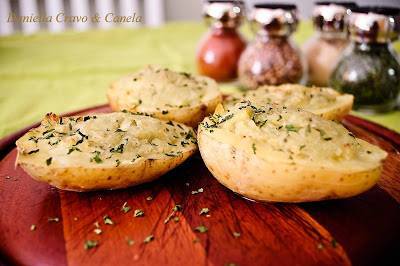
[198,130,381,202]
[315,96,354,121]
[108,91,222,127]
[223,84,354,121]
[107,66,223,127]
[17,150,195,192]
[15,112,198,192]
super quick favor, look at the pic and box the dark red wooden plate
[0,104,399,266]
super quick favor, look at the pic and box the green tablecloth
[0,21,399,138]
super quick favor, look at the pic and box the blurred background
[0,0,399,35]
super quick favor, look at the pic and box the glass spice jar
[238,4,304,89]
[302,2,357,87]
[196,0,246,82]
[330,7,400,113]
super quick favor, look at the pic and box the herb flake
[84,240,98,250]
[195,225,208,233]
[134,209,144,217]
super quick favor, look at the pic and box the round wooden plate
[0,104,399,266]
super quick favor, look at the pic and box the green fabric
[0,21,399,138]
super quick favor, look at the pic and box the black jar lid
[349,6,398,43]
[313,2,357,32]
[250,3,299,36]
[203,0,245,28]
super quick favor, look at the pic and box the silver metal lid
[203,0,245,28]
[313,2,357,32]
[361,6,400,41]
[349,7,398,43]
[249,4,298,36]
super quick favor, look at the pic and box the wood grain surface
[0,105,399,266]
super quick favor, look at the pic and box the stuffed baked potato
[198,101,387,202]
[224,84,354,121]
[16,112,197,191]
[107,65,222,127]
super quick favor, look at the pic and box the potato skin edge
[17,149,196,192]
[198,127,381,203]
[107,82,223,127]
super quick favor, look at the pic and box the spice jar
[196,0,246,82]
[330,7,400,113]
[238,4,304,89]
[302,2,357,87]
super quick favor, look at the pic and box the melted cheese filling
[111,65,220,112]
[224,84,352,114]
[200,102,387,171]
[17,112,197,167]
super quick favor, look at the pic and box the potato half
[224,84,354,121]
[107,65,223,127]
[16,112,197,191]
[198,102,387,202]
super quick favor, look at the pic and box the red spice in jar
[197,27,246,82]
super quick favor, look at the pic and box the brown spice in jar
[238,37,303,89]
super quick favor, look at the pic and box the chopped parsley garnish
[74,130,88,146]
[299,145,306,150]
[44,133,54,139]
[173,204,182,212]
[285,124,300,132]
[91,151,103,164]
[115,159,121,167]
[164,204,182,224]
[42,129,55,135]
[180,72,191,78]
[134,209,144,217]
[46,157,52,166]
[162,110,169,115]
[323,137,332,141]
[115,128,126,132]
[29,136,39,143]
[331,239,338,248]
[84,240,98,250]
[143,235,154,243]
[199,208,209,215]
[165,152,180,157]
[121,202,131,213]
[103,215,114,225]
[252,143,256,154]
[195,225,208,233]
[28,149,39,154]
[49,139,60,146]
[315,128,326,137]
[180,141,189,147]
[110,143,125,153]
